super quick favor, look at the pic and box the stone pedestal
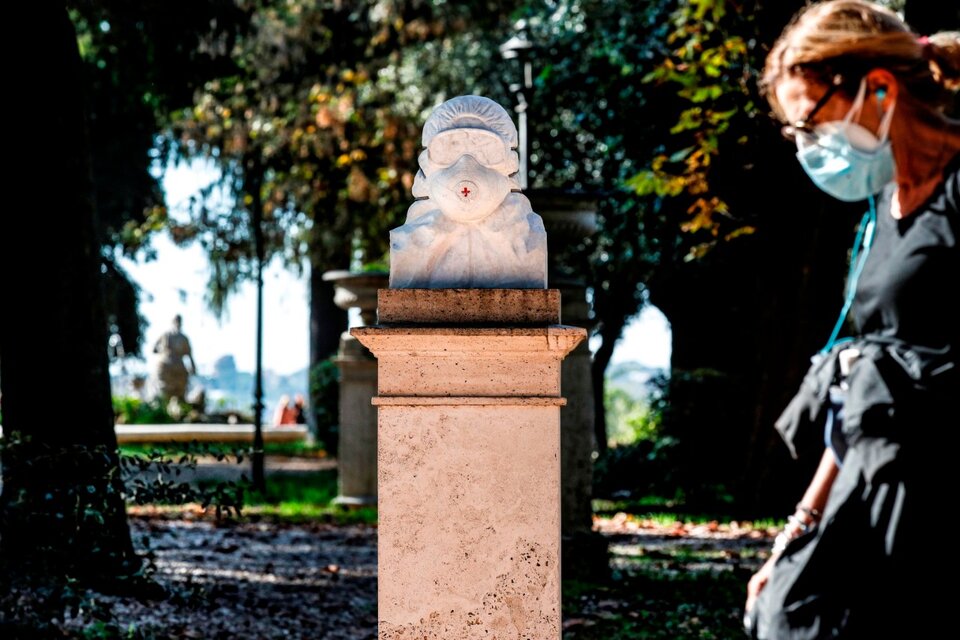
[324,270,388,507]
[353,289,585,640]
[332,338,378,506]
[530,189,609,579]
[556,279,609,579]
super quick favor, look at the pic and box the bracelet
[795,503,822,524]
[772,514,812,555]
[772,530,791,555]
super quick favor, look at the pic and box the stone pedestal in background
[324,270,387,507]
[530,189,609,579]
[354,289,585,639]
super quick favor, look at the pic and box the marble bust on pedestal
[389,95,547,289]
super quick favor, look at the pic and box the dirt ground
[70,513,769,640]
[95,516,378,640]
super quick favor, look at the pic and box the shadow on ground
[72,511,769,640]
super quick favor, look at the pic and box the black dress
[748,155,959,639]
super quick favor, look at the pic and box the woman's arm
[797,447,839,517]
[746,447,839,613]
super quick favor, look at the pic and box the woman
[746,2,959,637]
[273,394,298,426]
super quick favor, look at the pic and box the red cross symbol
[461,186,471,197]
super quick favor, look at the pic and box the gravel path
[109,517,378,640]
[78,513,773,640]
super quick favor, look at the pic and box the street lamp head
[499,19,536,191]
[499,20,533,61]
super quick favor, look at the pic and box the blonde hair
[761,1,960,120]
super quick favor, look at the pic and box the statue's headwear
[422,95,518,149]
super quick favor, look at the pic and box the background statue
[389,95,547,289]
[152,314,196,402]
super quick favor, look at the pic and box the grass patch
[119,440,327,459]
[592,496,729,524]
[259,440,329,458]
[247,470,339,504]
[126,502,377,526]
[243,503,378,525]
[243,470,378,525]
[593,495,679,513]
[593,497,782,529]
[238,469,377,524]
[593,509,729,527]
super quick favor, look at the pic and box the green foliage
[0,433,244,634]
[112,396,185,425]
[309,358,340,455]
[165,0,521,312]
[0,433,135,573]
[252,439,326,458]
[653,367,753,510]
[67,1,250,356]
[119,441,372,523]
[516,1,670,191]
[632,0,758,260]
[595,371,740,510]
[505,1,680,392]
[69,0,248,252]
[121,444,247,518]
[604,384,660,447]
[0,433,147,635]
[593,435,681,500]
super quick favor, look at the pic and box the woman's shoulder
[915,152,960,238]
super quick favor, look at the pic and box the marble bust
[389,95,547,289]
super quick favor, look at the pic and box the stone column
[530,189,608,579]
[324,270,388,507]
[354,289,585,639]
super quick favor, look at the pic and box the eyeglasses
[781,74,844,142]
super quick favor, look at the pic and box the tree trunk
[308,250,348,455]
[590,316,626,456]
[309,268,346,368]
[1,5,136,581]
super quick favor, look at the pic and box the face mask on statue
[795,78,896,202]
[428,155,512,223]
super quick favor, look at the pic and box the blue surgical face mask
[796,79,896,202]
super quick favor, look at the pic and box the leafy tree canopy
[166,0,521,314]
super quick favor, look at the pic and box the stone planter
[322,269,389,506]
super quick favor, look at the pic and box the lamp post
[499,20,534,190]
[250,162,266,492]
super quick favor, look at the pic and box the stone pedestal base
[556,280,609,580]
[333,332,378,506]
[375,397,562,638]
[353,289,585,640]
